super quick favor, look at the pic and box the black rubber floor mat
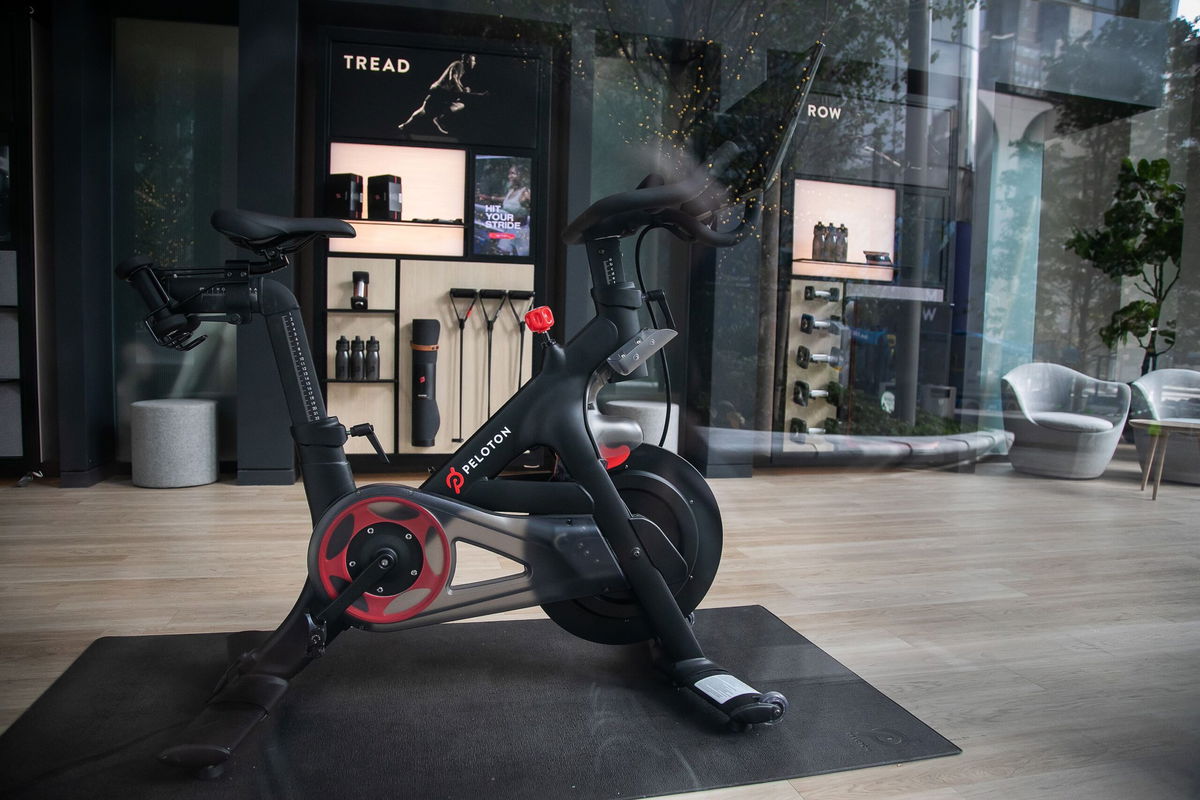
[0,605,958,799]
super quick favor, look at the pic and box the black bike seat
[211,209,355,254]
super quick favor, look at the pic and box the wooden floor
[1,445,1197,799]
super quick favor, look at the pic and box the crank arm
[316,547,399,626]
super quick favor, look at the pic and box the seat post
[257,278,356,521]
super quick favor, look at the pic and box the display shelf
[796,258,891,267]
[331,220,464,257]
[326,379,398,384]
[327,308,399,314]
[792,259,895,282]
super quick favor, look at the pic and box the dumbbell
[788,417,841,439]
[792,380,843,408]
[804,285,839,302]
[795,345,843,369]
[799,314,843,336]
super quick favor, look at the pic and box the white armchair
[1001,363,1130,479]
[1131,368,1200,484]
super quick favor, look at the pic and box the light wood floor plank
[0,444,1197,799]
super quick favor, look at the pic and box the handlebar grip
[656,194,762,248]
[115,255,155,281]
[561,142,743,245]
[115,256,204,350]
[116,256,172,315]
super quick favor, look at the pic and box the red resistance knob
[525,305,555,334]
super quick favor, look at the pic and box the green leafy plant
[1064,157,1185,374]
[843,389,962,437]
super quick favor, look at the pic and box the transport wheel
[541,445,722,645]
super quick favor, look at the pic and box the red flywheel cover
[315,496,451,625]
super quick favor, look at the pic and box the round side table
[1128,418,1200,500]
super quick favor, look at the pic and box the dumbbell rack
[783,279,847,451]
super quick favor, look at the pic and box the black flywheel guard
[541,444,722,645]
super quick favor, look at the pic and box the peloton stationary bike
[118,41,823,775]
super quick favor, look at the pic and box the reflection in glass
[111,19,238,461]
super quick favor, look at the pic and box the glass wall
[332,0,1197,474]
[111,19,239,461]
[93,1,1194,476]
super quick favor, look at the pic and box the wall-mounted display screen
[329,43,539,148]
[472,155,532,258]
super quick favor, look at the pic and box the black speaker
[326,173,363,219]
[411,319,441,447]
[367,174,403,221]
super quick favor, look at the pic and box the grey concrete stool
[131,399,218,488]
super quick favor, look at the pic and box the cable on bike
[634,223,672,449]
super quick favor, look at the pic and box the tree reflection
[1037,15,1198,377]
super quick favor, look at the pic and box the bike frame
[157,232,705,687]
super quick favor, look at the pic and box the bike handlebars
[563,38,825,251]
[116,255,207,351]
[561,141,752,246]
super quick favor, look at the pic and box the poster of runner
[472,155,532,258]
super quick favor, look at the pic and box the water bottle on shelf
[335,335,350,381]
[365,336,381,381]
[350,335,365,381]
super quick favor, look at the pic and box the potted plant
[1065,157,1185,374]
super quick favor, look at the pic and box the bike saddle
[211,209,356,256]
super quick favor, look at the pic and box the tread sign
[330,43,539,148]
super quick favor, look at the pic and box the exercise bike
[118,41,824,776]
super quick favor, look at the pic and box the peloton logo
[459,427,513,477]
[446,467,465,495]
[807,103,843,120]
[342,54,411,74]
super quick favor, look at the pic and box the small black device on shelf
[327,173,363,219]
[367,175,403,221]
[351,271,370,310]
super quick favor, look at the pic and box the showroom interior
[1,0,1197,798]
